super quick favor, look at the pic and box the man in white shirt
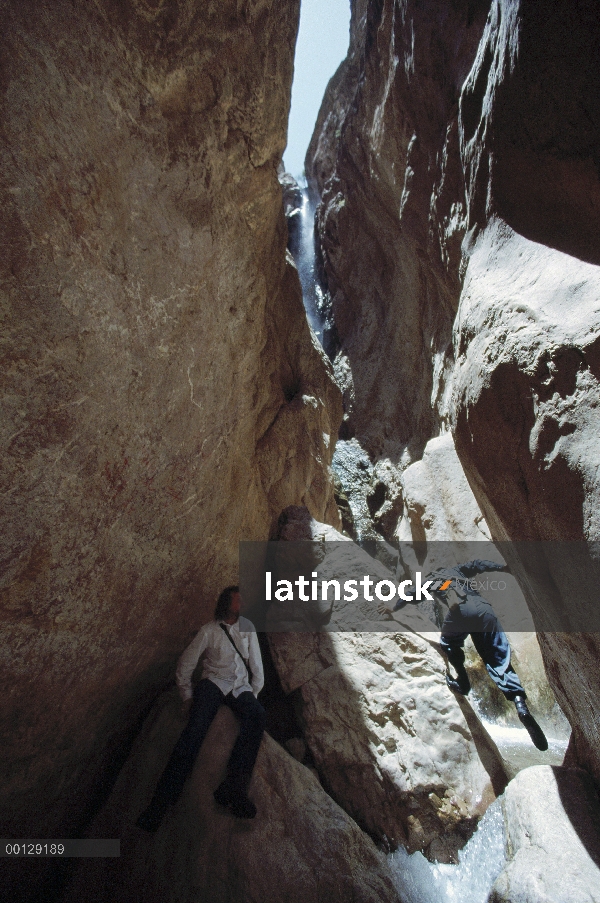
[136,585,265,831]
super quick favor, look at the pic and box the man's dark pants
[440,596,526,700]
[149,678,266,814]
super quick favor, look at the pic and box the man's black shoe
[214,780,237,809]
[445,667,471,696]
[135,805,165,833]
[228,795,257,819]
[514,695,548,751]
[214,781,257,819]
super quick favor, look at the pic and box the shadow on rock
[62,689,401,903]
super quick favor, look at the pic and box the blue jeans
[150,679,266,807]
[440,597,526,700]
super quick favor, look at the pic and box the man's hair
[214,585,239,621]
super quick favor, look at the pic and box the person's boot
[135,796,170,833]
[445,663,471,695]
[214,772,257,819]
[227,793,257,819]
[514,695,548,751]
[213,780,237,809]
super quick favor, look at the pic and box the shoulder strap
[219,623,253,682]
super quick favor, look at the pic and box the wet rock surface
[490,765,600,903]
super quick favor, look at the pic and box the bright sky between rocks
[283,0,351,181]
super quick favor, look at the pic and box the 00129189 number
[5,842,65,855]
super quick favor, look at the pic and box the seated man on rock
[136,585,265,832]
[429,559,548,751]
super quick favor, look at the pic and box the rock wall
[0,0,342,841]
[309,0,600,782]
[449,0,600,783]
[307,0,490,460]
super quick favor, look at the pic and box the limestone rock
[304,2,371,206]
[332,471,356,538]
[285,736,306,762]
[396,433,491,545]
[452,228,600,773]
[490,765,600,903]
[63,689,402,903]
[308,0,489,460]
[449,0,600,781]
[0,0,342,843]
[310,0,599,791]
[268,509,507,862]
[459,0,600,267]
[332,438,377,539]
[290,629,506,862]
[368,458,405,543]
[452,221,600,549]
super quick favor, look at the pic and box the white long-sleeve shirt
[175,616,264,702]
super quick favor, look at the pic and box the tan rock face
[459,0,600,268]
[0,0,342,838]
[450,0,600,780]
[63,689,402,903]
[310,0,600,786]
[290,630,504,862]
[308,0,489,459]
[396,433,491,545]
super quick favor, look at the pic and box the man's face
[225,591,241,624]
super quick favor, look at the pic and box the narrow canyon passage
[1,1,600,902]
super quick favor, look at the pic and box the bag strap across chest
[219,623,253,683]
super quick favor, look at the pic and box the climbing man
[136,585,265,832]
[429,559,548,751]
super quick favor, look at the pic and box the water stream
[387,705,569,902]
[284,177,337,357]
[471,696,569,774]
[388,799,506,903]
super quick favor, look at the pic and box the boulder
[396,434,491,545]
[490,765,600,903]
[268,508,508,862]
[63,689,402,903]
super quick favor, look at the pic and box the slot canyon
[1,1,599,901]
